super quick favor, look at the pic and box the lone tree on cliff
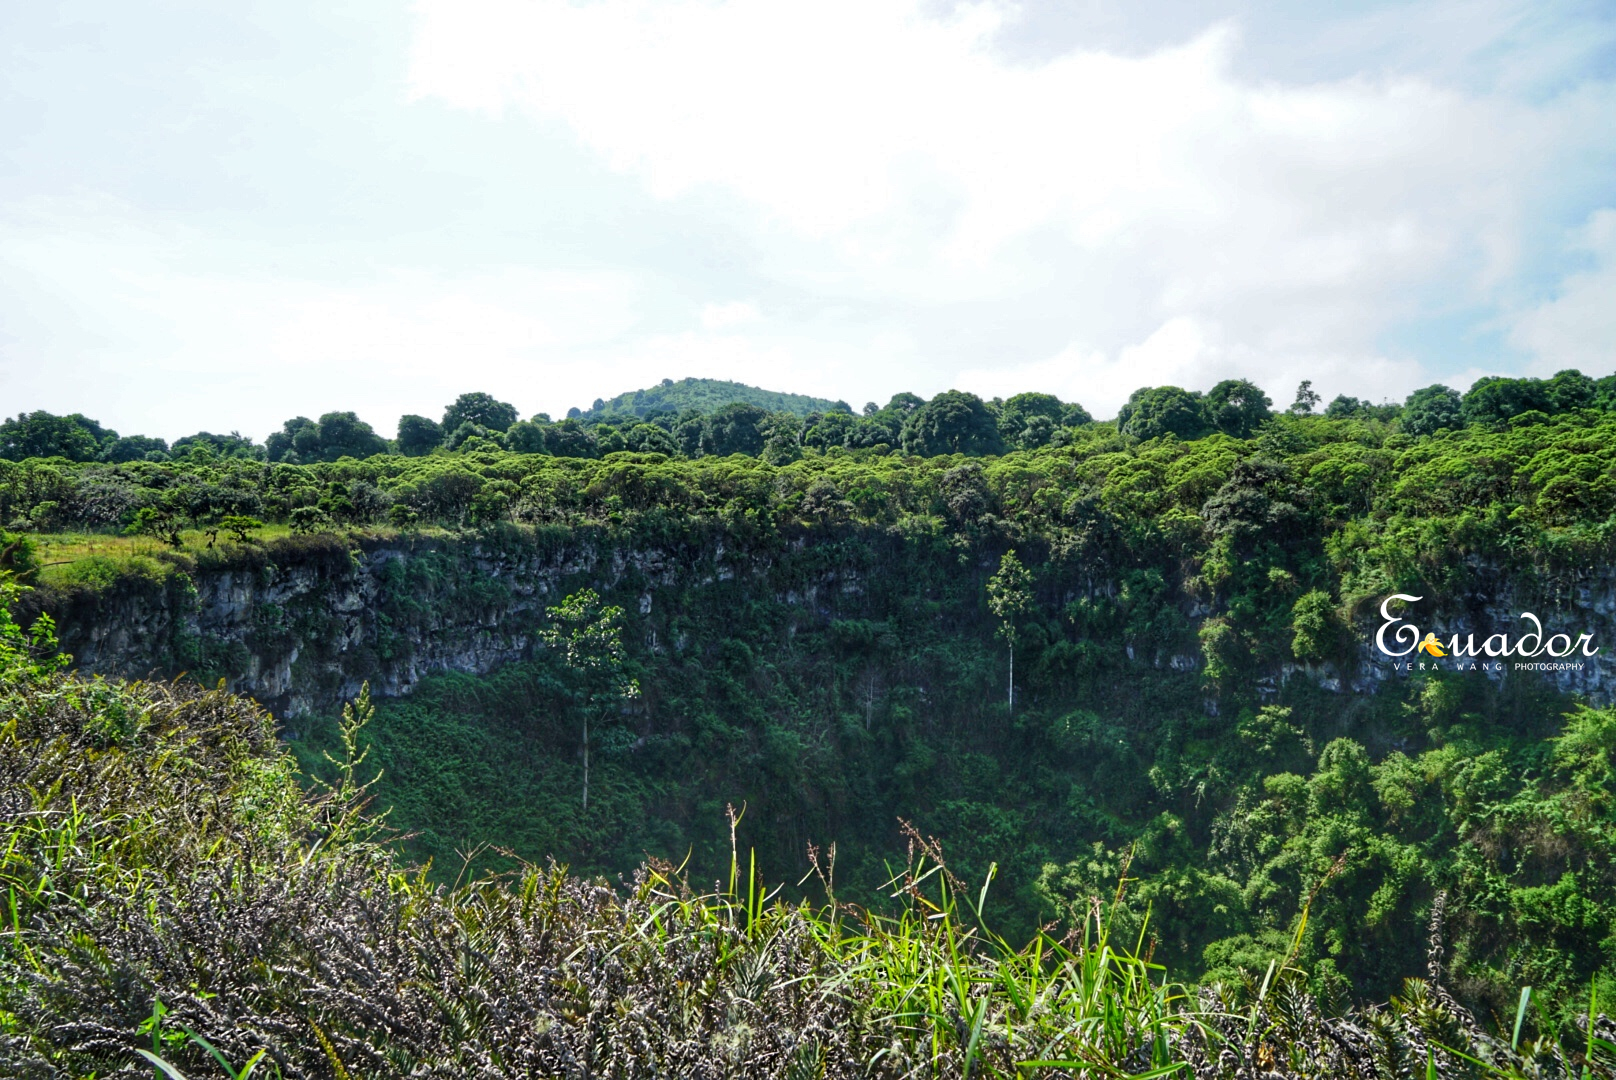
[541,589,639,812]
[987,550,1033,713]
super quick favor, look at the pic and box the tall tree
[266,413,386,463]
[1461,376,1551,425]
[1205,379,1273,438]
[987,550,1033,712]
[544,418,601,458]
[997,392,1068,450]
[901,390,1003,456]
[540,589,639,812]
[443,392,519,434]
[802,409,857,451]
[1545,368,1596,412]
[313,412,389,461]
[265,417,318,463]
[1289,380,1321,416]
[1400,384,1463,436]
[99,434,170,463]
[700,402,770,457]
[1117,386,1209,441]
[396,414,444,456]
[171,431,264,460]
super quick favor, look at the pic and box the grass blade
[134,1049,190,1080]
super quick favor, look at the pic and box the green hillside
[572,376,852,421]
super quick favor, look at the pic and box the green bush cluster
[2,401,1615,553]
[0,409,261,464]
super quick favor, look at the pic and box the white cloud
[3,2,1606,439]
[405,0,1605,408]
[0,219,910,435]
[957,317,1422,415]
[1511,209,1616,376]
[699,301,763,329]
[0,223,647,438]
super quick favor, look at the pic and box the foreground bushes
[1,664,1612,1078]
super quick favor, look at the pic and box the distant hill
[571,378,851,421]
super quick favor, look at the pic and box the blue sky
[2,0,1613,441]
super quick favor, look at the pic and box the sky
[1,0,1614,442]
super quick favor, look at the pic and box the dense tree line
[0,409,262,464]
[8,368,1613,470]
[0,368,1601,474]
[4,372,1615,551]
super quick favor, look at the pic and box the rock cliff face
[41,531,859,716]
[45,535,582,716]
[35,531,1616,716]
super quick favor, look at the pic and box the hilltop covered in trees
[571,376,851,422]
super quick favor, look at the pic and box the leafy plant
[220,514,264,544]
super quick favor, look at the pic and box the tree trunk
[1008,643,1014,712]
[582,714,590,812]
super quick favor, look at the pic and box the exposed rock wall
[33,531,1616,717]
[44,536,595,716]
[39,532,859,716]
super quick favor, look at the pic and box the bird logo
[1419,632,1448,657]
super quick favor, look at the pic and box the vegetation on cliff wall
[281,552,1616,1021]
